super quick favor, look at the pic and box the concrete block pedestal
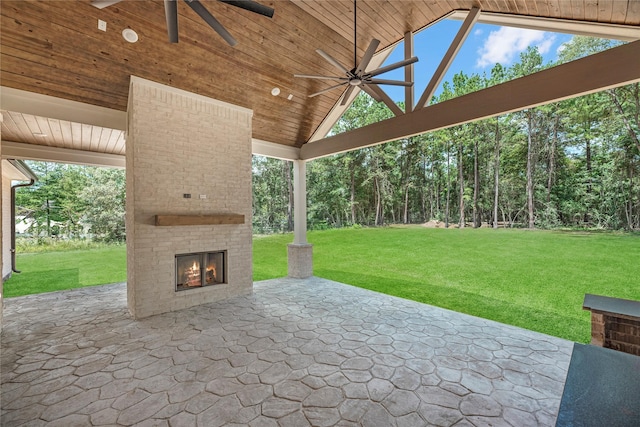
[288,243,313,279]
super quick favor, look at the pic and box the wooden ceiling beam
[301,39,640,160]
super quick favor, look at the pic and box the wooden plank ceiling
[1,0,639,155]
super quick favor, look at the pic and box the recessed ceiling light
[32,132,47,138]
[271,87,280,96]
[122,28,139,43]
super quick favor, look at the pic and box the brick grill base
[603,314,640,356]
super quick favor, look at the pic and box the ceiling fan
[294,0,418,106]
[91,0,274,46]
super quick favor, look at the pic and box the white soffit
[1,141,126,169]
[448,10,640,41]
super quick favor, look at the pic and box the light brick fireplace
[126,77,253,319]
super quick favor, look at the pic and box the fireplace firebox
[175,251,227,291]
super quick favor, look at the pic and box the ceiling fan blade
[90,0,122,9]
[316,49,350,74]
[164,0,179,43]
[218,1,274,18]
[294,74,348,81]
[184,0,238,46]
[361,85,382,102]
[355,39,380,75]
[308,82,348,98]
[367,78,414,87]
[340,85,357,106]
[368,56,419,77]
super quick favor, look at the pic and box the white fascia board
[252,138,300,161]
[0,87,127,130]
[448,10,640,41]
[1,141,125,169]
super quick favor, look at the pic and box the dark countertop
[556,343,640,427]
[583,294,640,318]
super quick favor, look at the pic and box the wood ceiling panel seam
[13,112,39,146]
[114,132,126,156]
[545,0,561,18]
[0,112,27,145]
[597,0,613,22]
[609,0,628,24]
[58,118,74,150]
[71,122,84,148]
[513,0,530,15]
[97,127,113,153]
[42,117,63,147]
[366,1,409,38]
[419,0,449,17]
[293,0,355,40]
[583,0,598,21]
[105,129,124,154]
[31,116,57,145]
[570,0,586,21]
[626,0,640,25]
[81,123,93,152]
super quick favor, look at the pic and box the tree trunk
[374,176,383,226]
[458,138,465,228]
[473,138,480,228]
[350,167,356,225]
[609,87,640,154]
[403,185,410,224]
[493,120,500,229]
[547,115,558,204]
[526,112,536,229]
[445,140,451,228]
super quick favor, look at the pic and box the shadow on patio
[1,277,572,426]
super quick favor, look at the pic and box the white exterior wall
[126,77,253,319]
[2,171,11,281]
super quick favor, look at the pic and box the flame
[191,261,199,271]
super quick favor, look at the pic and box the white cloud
[473,29,483,36]
[476,27,556,68]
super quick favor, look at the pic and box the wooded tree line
[253,37,640,232]
[15,163,126,243]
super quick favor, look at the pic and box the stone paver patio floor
[1,277,573,426]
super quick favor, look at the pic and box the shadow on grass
[4,269,79,298]
[316,269,589,343]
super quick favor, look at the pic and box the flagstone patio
[1,277,573,426]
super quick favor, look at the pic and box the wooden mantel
[154,214,245,226]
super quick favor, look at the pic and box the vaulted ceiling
[1,0,639,158]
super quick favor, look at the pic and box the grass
[3,245,126,297]
[254,227,640,343]
[5,228,639,343]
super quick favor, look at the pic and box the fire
[191,261,199,272]
[206,265,217,283]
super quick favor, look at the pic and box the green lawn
[254,227,640,343]
[5,228,639,343]
[3,245,126,297]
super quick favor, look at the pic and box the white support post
[293,160,307,244]
[288,159,313,278]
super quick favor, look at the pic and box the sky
[376,19,574,103]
